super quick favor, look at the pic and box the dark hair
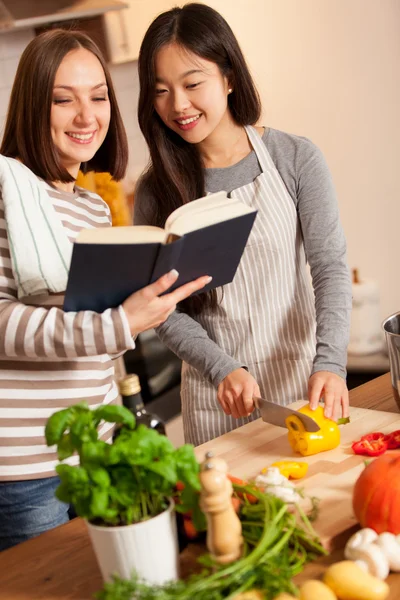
[138,3,261,313]
[0,29,128,182]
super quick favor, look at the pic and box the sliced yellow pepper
[265,460,309,479]
[286,405,340,456]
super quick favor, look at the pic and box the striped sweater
[0,181,134,481]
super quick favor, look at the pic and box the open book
[64,191,257,313]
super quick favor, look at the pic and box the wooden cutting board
[195,402,400,549]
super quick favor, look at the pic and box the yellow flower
[76,171,131,226]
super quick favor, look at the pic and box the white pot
[86,500,179,585]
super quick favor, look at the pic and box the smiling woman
[154,45,232,143]
[0,29,210,552]
[1,30,126,184]
[50,49,111,186]
[135,3,352,447]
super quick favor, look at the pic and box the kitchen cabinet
[103,0,173,63]
[0,0,127,31]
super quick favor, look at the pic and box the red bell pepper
[352,437,388,457]
[384,430,400,449]
[360,432,386,443]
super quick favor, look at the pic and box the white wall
[0,1,399,321]
[0,29,34,124]
[110,0,400,321]
[207,0,400,321]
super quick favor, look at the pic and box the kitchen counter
[0,372,399,599]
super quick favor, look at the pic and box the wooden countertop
[0,373,398,600]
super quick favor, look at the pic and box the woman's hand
[217,368,260,418]
[308,371,349,420]
[122,270,211,335]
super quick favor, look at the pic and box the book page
[76,225,166,244]
[165,191,255,237]
[165,191,230,230]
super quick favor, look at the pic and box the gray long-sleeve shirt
[134,127,352,387]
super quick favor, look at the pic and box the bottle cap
[118,374,141,396]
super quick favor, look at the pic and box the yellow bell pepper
[265,460,309,479]
[286,405,340,456]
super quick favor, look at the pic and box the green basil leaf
[80,440,108,465]
[90,488,109,518]
[175,445,201,491]
[147,460,177,485]
[87,466,111,488]
[55,481,72,504]
[45,408,74,446]
[56,464,89,487]
[95,405,135,429]
[57,433,75,461]
[192,504,207,532]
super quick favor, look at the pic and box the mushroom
[345,529,389,580]
[255,468,301,504]
[267,485,301,504]
[345,528,379,555]
[375,532,400,572]
[255,467,288,487]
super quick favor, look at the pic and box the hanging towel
[0,155,73,298]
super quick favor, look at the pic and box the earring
[228,88,233,94]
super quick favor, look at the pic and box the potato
[300,580,337,599]
[323,560,389,600]
[233,591,265,600]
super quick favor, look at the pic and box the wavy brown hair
[1,29,128,182]
[138,3,261,313]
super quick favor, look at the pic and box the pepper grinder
[199,451,243,564]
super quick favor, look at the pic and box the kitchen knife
[254,397,320,432]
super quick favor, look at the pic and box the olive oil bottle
[117,373,166,435]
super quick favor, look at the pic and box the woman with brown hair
[135,3,352,446]
[0,29,209,551]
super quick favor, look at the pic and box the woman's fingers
[241,381,256,415]
[143,269,180,298]
[167,275,212,304]
[123,272,211,335]
[341,387,350,419]
[217,368,260,419]
[142,271,211,304]
[217,389,232,416]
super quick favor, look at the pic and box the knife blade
[254,397,320,432]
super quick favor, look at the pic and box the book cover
[63,211,257,313]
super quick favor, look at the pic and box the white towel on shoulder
[0,155,72,298]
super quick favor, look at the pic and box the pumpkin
[353,451,400,533]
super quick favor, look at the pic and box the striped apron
[181,125,316,446]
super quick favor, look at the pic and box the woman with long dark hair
[135,3,352,445]
[0,28,209,550]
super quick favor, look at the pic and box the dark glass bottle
[118,374,166,435]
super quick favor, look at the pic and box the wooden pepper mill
[199,451,243,564]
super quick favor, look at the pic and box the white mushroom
[375,532,400,572]
[354,559,369,573]
[266,485,301,504]
[255,468,301,504]
[344,528,379,558]
[345,528,389,580]
[351,544,390,580]
[255,467,288,487]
